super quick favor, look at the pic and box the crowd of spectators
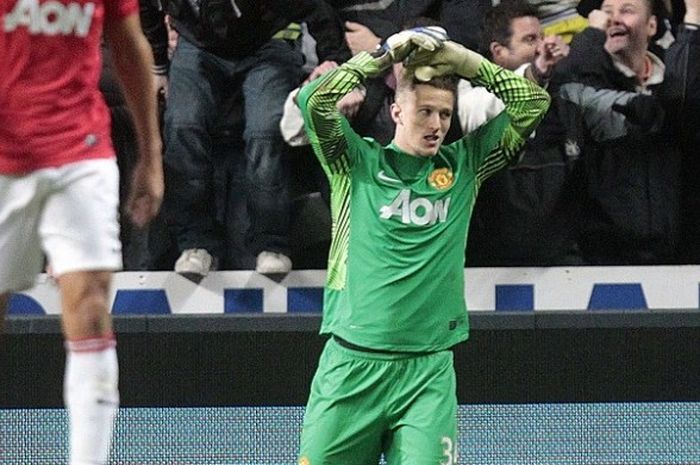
[104,0,700,275]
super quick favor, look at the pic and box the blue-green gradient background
[2,403,699,464]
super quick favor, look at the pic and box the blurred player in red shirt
[0,0,163,461]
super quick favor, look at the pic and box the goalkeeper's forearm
[471,59,551,146]
[297,52,381,118]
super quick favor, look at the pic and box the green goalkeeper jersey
[298,52,549,352]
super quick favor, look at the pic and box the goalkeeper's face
[391,84,454,158]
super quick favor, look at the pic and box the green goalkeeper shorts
[298,337,458,465]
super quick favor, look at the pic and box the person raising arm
[295,27,548,465]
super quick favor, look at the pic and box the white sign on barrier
[9,266,700,315]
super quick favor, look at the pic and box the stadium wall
[2,267,700,464]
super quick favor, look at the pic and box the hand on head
[376,26,449,67]
[404,40,482,81]
[389,26,448,61]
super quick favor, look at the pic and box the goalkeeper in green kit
[296,26,549,465]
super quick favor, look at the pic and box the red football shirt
[0,0,137,174]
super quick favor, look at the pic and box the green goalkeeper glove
[406,40,484,81]
[371,26,449,73]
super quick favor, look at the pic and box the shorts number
[441,436,457,465]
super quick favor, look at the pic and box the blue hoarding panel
[495,285,534,311]
[224,289,263,313]
[588,284,647,310]
[112,290,171,314]
[287,287,323,313]
[8,294,45,315]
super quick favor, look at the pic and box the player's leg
[298,338,387,465]
[384,351,458,465]
[0,172,48,331]
[58,270,119,465]
[41,159,122,465]
[59,271,113,337]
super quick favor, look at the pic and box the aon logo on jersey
[379,189,451,226]
[4,0,95,37]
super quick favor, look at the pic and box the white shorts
[0,158,122,294]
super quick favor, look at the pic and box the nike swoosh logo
[377,170,401,184]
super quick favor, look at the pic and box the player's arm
[139,0,169,76]
[104,14,164,227]
[296,27,448,173]
[139,0,170,97]
[469,58,550,170]
[296,52,378,174]
[409,42,550,168]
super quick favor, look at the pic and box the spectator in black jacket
[139,0,349,275]
[331,0,490,54]
[549,0,700,264]
[466,0,585,267]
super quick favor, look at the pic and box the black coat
[140,0,350,69]
[548,25,700,264]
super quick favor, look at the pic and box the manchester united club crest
[428,168,454,190]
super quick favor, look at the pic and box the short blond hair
[395,69,458,101]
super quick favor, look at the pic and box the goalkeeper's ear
[390,101,403,126]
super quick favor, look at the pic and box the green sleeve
[296,52,383,290]
[296,52,382,176]
[469,60,551,184]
